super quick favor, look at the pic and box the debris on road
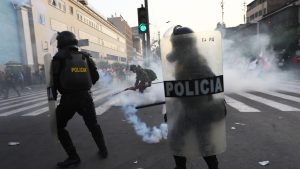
[231,127,236,130]
[235,122,246,126]
[133,161,138,164]
[258,161,270,166]
[8,142,20,146]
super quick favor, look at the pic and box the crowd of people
[0,66,45,99]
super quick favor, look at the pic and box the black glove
[47,87,57,101]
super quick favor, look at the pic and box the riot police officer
[162,26,227,169]
[129,65,151,93]
[50,31,108,168]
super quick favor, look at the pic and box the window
[39,14,46,25]
[120,57,127,62]
[259,10,262,16]
[107,54,119,61]
[263,8,267,14]
[48,0,66,12]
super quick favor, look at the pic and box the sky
[89,0,253,34]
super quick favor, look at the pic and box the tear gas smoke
[223,33,295,93]
[122,105,167,144]
[103,56,167,143]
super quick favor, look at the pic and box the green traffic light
[139,23,147,32]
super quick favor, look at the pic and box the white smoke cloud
[122,105,167,144]
[223,33,294,93]
[100,57,167,144]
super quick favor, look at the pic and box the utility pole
[144,0,151,59]
[221,0,224,24]
[243,0,246,23]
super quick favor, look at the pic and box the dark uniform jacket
[51,47,99,95]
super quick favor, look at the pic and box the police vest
[59,53,92,91]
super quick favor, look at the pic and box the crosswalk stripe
[276,85,300,94]
[239,92,300,111]
[20,88,116,117]
[96,99,118,115]
[0,92,46,107]
[93,90,116,102]
[254,90,300,103]
[0,97,46,111]
[0,101,48,116]
[0,91,46,103]
[279,83,300,90]
[22,107,49,116]
[225,96,260,112]
[280,81,300,86]
[3,85,300,117]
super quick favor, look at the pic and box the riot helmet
[168,25,196,62]
[56,31,78,49]
[129,65,137,72]
[172,25,194,36]
[171,25,195,47]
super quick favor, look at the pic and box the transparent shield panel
[161,31,226,157]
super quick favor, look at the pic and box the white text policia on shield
[164,76,224,97]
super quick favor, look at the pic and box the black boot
[203,155,219,169]
[173,155,186,169]
[56,156,80,168]
[90,124,108,158]
[98,146,108,158]
[57,146,80,168]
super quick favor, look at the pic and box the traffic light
[137,7,148,34]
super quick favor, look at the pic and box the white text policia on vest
[71,67,88,73]
[164,76,223,97]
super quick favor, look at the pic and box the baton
[135,101,166,109]
[111,87,130,96]
[152,81,163,84]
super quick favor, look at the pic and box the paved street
[1,78,300,169]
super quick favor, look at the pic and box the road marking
[96,99,118,115]
[0,91,46,103]
[275,85,300,94]
[22,107,49,116]
[0,97,46,111]
[225,96,260,112]
[0,92,46,107]
[254,90,300,103]
[0,101,48,116]
[21,88,117,117]
[239,92,300,111]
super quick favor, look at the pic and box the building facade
[247,0,296,23]
[2,0,127,71]
[247,0,267,23]
[30,0,127,67]
[108,16,134,63]
[0,0,30,69]
[259,0,300,51]
[226,0,300,63]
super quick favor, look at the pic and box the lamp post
[149,21,171,60]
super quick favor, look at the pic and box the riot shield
[44,53,58,142]
[161,30,226,157]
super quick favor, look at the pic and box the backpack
[143,69,157,81]
[59,53,92,91]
